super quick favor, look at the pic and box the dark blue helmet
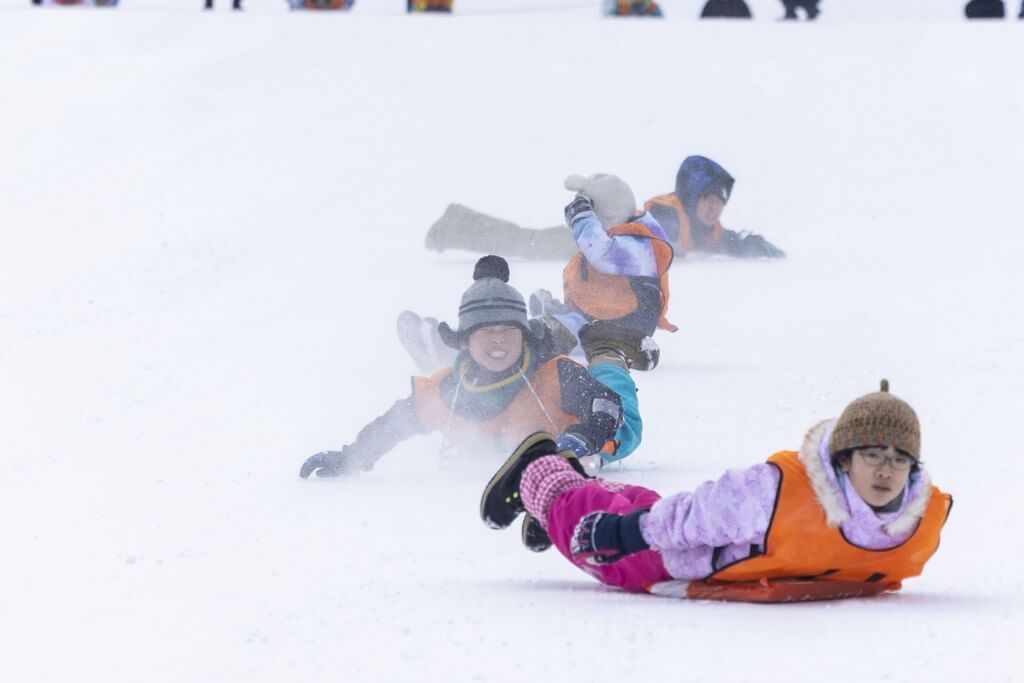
[674,155,735,210]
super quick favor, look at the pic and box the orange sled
[648,577,902,603]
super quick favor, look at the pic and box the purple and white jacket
[571,211,668,278]
[639,420,936,580]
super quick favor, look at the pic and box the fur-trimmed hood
[799,420,933,539]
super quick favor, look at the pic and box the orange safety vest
[710,450,952,585]
[412,355,578,453]
[644,194,725,253]
[562,222,677,332]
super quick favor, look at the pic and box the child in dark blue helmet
[425,155,784,260]
[643,155,785,259]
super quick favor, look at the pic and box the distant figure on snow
[205,0,242,9]
[964,0,1024,17]
[288,0,354,8]
[700,0,751,18]
[604,0,663,17]
[32,0,119,5]
[781,0,819,20]
[408,0,452,12]
[480,380,953,602]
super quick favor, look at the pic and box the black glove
[556,432,594,460]
[564,194,595,227]
[570,509,651,565]
[299,448,367,479]
[738,233,786,258]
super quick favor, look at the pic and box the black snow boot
[965,0,1006,17]
[480,432,586,530]
[701,0,752,18]
[578,320,660,372]
[521,513,553,552]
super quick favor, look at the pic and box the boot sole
[479,432,558,529]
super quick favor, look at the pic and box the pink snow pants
[546,482,672,592]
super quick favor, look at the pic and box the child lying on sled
[481,380,952,602]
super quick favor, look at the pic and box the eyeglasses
[856,450,918,471]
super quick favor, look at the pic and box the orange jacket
[412,354,578,453]
[711,450,952,585]
[644,194,725,253]
[562,222,677,332]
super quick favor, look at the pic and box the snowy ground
[2,2,1023,682]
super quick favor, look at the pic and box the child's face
[840,446,914,509]
[695,194,726,226]
[467,325,524,373]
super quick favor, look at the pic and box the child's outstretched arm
[552,359,624,459]
[715,227,786,258]
[299,396,428,478]
[640,464,780,551]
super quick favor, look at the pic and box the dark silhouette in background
[782,0,820,20]
[964,0,1024,17]
[205,0,242,9]
[965,0,1004,17]
[700,0,751,18]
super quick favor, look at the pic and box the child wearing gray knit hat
[302,255,645,499]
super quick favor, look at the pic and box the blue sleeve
[588,364,642,462]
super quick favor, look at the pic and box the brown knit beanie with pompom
[828,379,921,460]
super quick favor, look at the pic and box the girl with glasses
[480,380,952,602]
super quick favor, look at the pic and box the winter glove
[556,431,594,460]
[570,509,651,565]
[738,233,786,258]
[564,194,595,227]
[299,447,369,479]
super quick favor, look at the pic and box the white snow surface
[2,2,1022,682]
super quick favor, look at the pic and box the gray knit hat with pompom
[438,256,529,348]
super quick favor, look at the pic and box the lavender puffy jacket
[572,211,668,277]
[638,420,937,580]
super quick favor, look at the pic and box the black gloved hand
[299,448,367,479]
[738,233,786,258]
[570,508,651,565]
[564,194,595,227]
